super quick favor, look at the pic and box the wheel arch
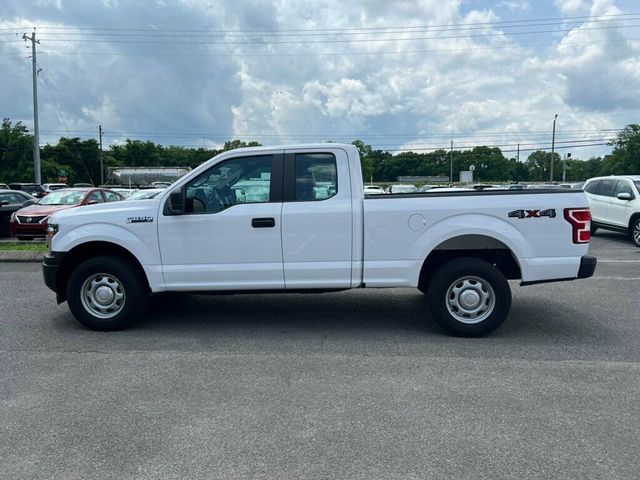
[418,234,522,292]
[629,212,640,231]
[56,241,150,303]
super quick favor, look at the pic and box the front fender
[53,223,161,267]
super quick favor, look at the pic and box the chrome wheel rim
[633,222,640,246]
[80,273,125,319]
[445,275,495,324]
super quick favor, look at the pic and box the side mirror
[0,200,9,206]
[617,192,632,201]
[166,187,185,215]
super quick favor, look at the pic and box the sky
[1,0,639,160]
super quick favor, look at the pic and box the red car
[10,187,124,240]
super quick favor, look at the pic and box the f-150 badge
[508,209,556,219]
[127,216,154,223]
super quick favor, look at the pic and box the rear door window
[596,179,616,197]
[86,191,105,204]
[104,191,122,202]
[294,153,337,201]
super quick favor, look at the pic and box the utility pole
[23,29,41,184]
[550,113,558,183]
[516,143,520,162]
[99,125,104,185]
[450,133,454,184]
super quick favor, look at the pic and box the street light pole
[550,114,558,182]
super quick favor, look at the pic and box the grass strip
[0,241,48,252]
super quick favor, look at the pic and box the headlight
[9,212,17,223]
[46,224,59,251]
[39,216,49,224]
[46,223,59,238]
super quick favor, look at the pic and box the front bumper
[42,251,66,295]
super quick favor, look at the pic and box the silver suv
[583,175,640,247]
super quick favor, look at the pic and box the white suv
[583,175,640,247]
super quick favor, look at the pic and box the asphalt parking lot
[1,232,639,479]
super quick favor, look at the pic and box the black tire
[630,218,640,248]
[426,257,511,337]
[66,255,147,331]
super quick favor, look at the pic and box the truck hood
[49,199,160,225]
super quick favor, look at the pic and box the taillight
[564,208,591,244]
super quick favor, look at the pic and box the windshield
[23,185,44,193]
[38,190,85,205]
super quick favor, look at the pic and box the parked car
[127,188,165,200]
[0,183,9,190]
[525,184,563,190]
[0,189,36,237]
[363,185,385,195]
[42,183,68,194]
[11,187,124,240]
[8,182,46,198]
[73,183,93,188]
[583,175,640,247]
[108,187,136,198]
[388,184,417,194]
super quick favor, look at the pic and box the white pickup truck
[42,144,596,336]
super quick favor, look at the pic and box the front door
[158,152,285,290]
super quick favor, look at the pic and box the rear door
[281,148,352,289]
[584,179,610,223]
[608,179,635,227]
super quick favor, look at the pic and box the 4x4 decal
[508,209,556,219]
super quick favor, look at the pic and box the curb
[0,251,45,262]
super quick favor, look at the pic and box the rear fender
[411,214,531,283]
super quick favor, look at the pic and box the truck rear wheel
[426,257,511,337]
[66,255,147,331]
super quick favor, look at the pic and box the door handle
[252,217,275,228]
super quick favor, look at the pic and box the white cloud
[496,0,531,11]
[554,0,586,14]
[0,0,638,160]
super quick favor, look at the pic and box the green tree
[0,118,34,182]
[602,124,640,174]
[221,139,262,151]
[526,150,561,181]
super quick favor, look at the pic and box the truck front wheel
[66,255,147,331]
[427,257,511,337]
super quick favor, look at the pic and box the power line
[34,22,640,45]
[28,15,640,39]
[16,37,636,58]
[23,11,640,34]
